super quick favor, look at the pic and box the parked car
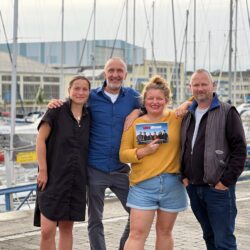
[237,103,250,115]
[24,111,44,123]
[0,151,4,163]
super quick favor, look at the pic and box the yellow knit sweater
[119,110,182,186]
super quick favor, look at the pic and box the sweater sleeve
[220,108,247,186]
[119,124,142,164]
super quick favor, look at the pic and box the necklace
[73,112,82,123]
[76,115,81,122]
[72,106,83,124]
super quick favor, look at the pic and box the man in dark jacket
[181,69,246,250]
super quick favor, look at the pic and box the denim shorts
[127,173,188,212]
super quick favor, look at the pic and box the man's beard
[106,79,124,90]
[195,93,212,103]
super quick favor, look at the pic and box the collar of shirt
[189,93,220,114]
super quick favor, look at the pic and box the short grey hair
[190,69,214,84]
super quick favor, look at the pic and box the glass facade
[23,84,40,100]
[43,85,59,99]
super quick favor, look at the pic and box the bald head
[103,57,128,94]
[104,57,127,72]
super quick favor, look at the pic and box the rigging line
[174,1,188,51]
[202,32,209,69]
[233,51,245,102]
[246,0,250,30]
[238,0,250,59]
[171,0,177,64]
[129,0,153,87]
[142,0,157,68]
[146,0,157,67]
[199,0,211,69]
[78,9,94,69]
[0,10,25,114]
[175,0,192,70]
[132,0,159,85]
[179,9,190,65]
[179,0,192,73]
[0,10,12,63]
[131,0,153,83]
[199,0,210,33]
[237,55,244,78]
[110,0,126,58]
[217,33,229,92]
[128,0,149,85]
[141,0,151,47]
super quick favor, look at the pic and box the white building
[0,52,61,113]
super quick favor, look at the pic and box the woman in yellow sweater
[119,75,188,250]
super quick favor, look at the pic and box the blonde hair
[142,75,172,105]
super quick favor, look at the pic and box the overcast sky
[0,0,250,71]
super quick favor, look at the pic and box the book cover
[136,122,168,145]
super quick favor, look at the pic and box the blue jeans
[186,184,237,250]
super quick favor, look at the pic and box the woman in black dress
[34,75,90,250]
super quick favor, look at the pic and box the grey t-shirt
[191,107,209,150]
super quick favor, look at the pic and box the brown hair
[142,75,172,105]
[68,75,91,89]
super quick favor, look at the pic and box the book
[136,122,168,145]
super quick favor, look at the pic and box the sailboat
[0,118,39,163]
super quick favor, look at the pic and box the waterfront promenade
[0,178,249,250]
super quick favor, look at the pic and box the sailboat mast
[193,0,196,71]
[184,10,189,98]
[171,0,179,102]
[132,0,136,87]
[208,31,211,72]
[8,0,18,192]
[152,1,155,62]
[233,0,238,106]
[228,0,233,102]
[60,0,65,99]
[92,0,96,87]
[125,0,128,63]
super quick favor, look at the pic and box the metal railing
[0,183,36,211]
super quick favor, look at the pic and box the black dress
[34,100,90,226]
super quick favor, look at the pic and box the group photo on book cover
[136,122,168,145]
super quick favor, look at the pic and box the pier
[0,176,249,250]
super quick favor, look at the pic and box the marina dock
[0,177,249,250]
